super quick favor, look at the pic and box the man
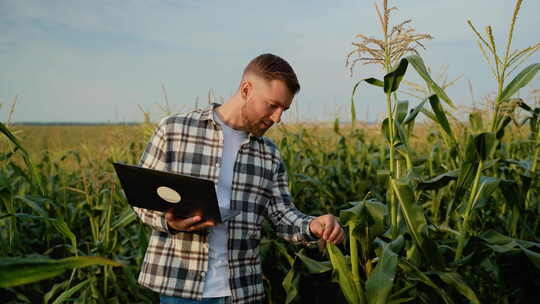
[134,53,344,304]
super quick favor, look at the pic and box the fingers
[324,219,344,244]
[165,210,215,232]
[315,215,344,244]
[186,219,216,231]
[326,224,341,244]
[322,218,333,240]
[309,219,325,238]
[179,216,202,229]
[165,207,176,222]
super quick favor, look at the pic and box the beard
[241,100,269,137]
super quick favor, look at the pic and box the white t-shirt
[203,109,248,297]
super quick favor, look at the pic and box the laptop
[112,162,239,224]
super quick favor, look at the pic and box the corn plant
[277,1,540,303]
[0,123,153,303]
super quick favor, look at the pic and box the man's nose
[270,108,283,123]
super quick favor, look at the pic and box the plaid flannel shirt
[133,104,316,303]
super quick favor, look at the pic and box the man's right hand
[165,208,216,232]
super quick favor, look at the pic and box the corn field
[1,0,540,303]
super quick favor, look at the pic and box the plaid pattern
[133,104,315,304]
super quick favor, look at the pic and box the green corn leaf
[437,272,480,304]
[388,234,405,254]
[480,230,540,249]
[272,240,295,267]
[351,77,384,129]
[366,236,403,304]
[359,201,387,239]
[296,250,331,274]
[43,281,70,304]
[518,245,540,270]
[420,107,438,122]
[0,256,123,288]
[282,259,300,304]
[384,58,408,93]
[50,218,78,255]
[450,144,479,212]
[381,117,409,148]
[390,179,426,245]
[417,170,459,191]
[429,94,456,143]
[497,63,540,103]
[472,176,500,209]
[387,298,417,304]
[391,178,443,268]
[473,132,497,161]
[499,180,523,209]
[365,78,384,87]
[377,170,391,187]
[394,119,409,148]
[395,100,409,124]
[12,196,78,255]
[516,160,535,176]
[403,97,429,125]
[480,230,540,270]
[0,122,44,194]
[405,55,455,108]
[51,279,91,304]
[496,116,512,139]
[420,237,445,269]
[111,207,137,230]
[16,195,48,217]
[122,266,144,298]
[340,202,364,228]
[381,118,391,143]
[0,122,29,155]
[8,212,46,221]
[518,100,533,112]
[387,283,415,302]
[481,236,520,253]
[463,134,478,163]
[520,173,533,198]
[398,260,454,304]
[327,243,363,304]
[341,200,387,250]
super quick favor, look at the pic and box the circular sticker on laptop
[156,186,182,203]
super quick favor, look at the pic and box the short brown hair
[242,53,300,95]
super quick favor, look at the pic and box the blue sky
[1,0,539,123]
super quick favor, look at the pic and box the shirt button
[215,162,221,168]
[200,271,206,279]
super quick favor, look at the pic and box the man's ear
[240,80,251,100]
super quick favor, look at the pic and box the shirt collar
[200,103,220,122]
[201,103,262,142]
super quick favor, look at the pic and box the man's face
[240,77,293,136]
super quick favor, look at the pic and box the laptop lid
[113,162,232,223]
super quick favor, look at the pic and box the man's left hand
[309,214,344,244]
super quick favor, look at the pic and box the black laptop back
[113,162,222,223]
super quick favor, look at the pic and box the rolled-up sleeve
[265,155,317,243]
